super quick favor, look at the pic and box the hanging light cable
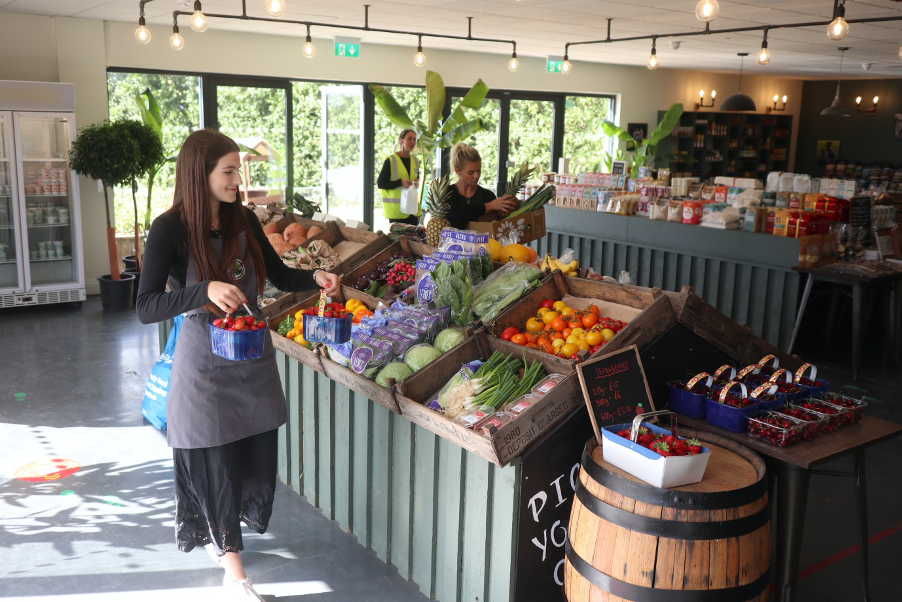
[720,53,756,111]
[695,0,720,23]
[190,0,208,33]
[414,35,427,67]
[303,24,316,58]
[757,28,771,65]
[647,37,659,70]
[828,0,849,40]
[821,47,851,116]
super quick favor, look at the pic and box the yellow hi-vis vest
[380,153,421,219]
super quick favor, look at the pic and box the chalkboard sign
[611,161,626,175]
[576,345,656,444]
[850,196,871,230]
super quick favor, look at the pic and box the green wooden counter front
[535,206,801,349]
[274,350,521,602]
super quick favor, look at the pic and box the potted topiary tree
[69,119,161,310]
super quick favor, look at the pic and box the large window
[508,99,555,174]
[106,72,201,235]
[564,95,615,173]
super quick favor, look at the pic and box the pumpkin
[283,222,308,242]
[288,236,306,247]
[266,233,284,248]
[263,222,282,236]
[306,226,323,238]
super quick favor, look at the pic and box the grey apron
[167,231,287,449]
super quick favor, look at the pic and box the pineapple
[425,175,452,247]
[505,162,537,198]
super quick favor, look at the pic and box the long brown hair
[167,129,266,314]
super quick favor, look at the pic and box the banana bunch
[541,254,579,277]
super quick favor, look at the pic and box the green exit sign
[546,56,565,73]
[334,37,361,58]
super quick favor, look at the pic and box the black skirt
[173,428,278,555]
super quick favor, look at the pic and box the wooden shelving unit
[658,110,793,181]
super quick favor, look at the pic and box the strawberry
[637,433,656,447]
[244,316,255,327]
[213,318,223,328]
[616,429,631,439]
[651,441,673,457]
[232,320,246,331]
[685,438,703,455]
[256,321,266,328]
[662,434,676,445]
[222,316,233,327]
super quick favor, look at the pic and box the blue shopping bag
[141,315,183,431]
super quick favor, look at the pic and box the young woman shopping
[446,142,517,229]
[377,128,421,225]
[136,129,340,601]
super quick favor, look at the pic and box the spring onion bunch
[461,351,547,411]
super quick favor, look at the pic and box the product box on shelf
[601,411,711,488]
[395,331,582,467]
[798,233,837,268]
[467,207,546,245]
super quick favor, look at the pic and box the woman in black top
[136,129,339,601]
[446,142,517,229]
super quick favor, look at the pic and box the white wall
[1,15,804,294]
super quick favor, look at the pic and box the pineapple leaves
[368,84,416,131]
[425,70,446,136]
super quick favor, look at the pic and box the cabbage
[434,328,465,354]
[375,362,414,387]
[404,344,442,373]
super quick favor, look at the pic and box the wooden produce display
[297,220,391,276]
[341,236,431,308]
[395,330,583,467]
[487,270,675,370]
[565,436,770,602]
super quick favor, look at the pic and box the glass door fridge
[0,111,85,307]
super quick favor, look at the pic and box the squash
[283,222,308,242]
[306,226,323,238]
[288,236,306,247]
[263,222,282,236]
[266,233,284,248]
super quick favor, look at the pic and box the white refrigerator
[0,81,85,308]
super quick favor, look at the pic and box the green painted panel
[276,352,289,486]
[302,365,318,504]
[434,438,465,602]
[318,375,334,520]
[638,247,652,288]
[288,358,302,495]
[764,269,787,346]
[719,262,737,317]
[733,263,752,327]
[370,404,393,562]
[333,384,352,532]
[748,266,770,339]
[488,460,519,602]
[461,454,491,602]
[390,416,414,579]
[411,429,439,597]
[351,391,372,547]
[663,252,678,291]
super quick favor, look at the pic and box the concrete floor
[0,296,900,602]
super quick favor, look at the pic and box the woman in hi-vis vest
[378,129,421,225]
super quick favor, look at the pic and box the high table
[679,414,902,602]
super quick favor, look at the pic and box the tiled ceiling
[3,0,902,78]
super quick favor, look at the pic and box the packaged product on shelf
[650,199,669,220]
[472,411,515,433]
[744,207,766,232]
[424,359,484,415]
[773,210,791,236]
[667,199,683,222]
[349,332,394,378]
[428,254,475,327]
[414,257,441,305]
[472,261,542,322]
[682,200,703,225]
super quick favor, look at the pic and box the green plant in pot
[134,89,177,235]
[599,103,690,178]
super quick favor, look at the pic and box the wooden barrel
[564,432,770,602]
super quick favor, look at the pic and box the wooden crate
[267,291,326,374]
[299,221,393,276]
[342,237,430,302]
[486,271,674,370]
[395,331,583,467]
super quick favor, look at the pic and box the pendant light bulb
[303,28,315,58]
[135,17,151,44]
[560,57,572,74]
[827,4,849,40]
[695,0,720,23]
[169,25,184,50]
[263,0,285,18]
[414,37,426,67]
[190,2,208,33]
[757,47,771,65]
[508,52,519,72]
[647,39,659,70]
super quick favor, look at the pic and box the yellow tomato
[525,318,544,333]
[586,331,603,346]
[551,338,565,349]
[575,339,590,351]
[561,307,574,317]
[294,334,307,345]
[286,328,298,339]
[537,307,550,316]
[541,311,560,325]
[552,300,567,312]
[560,343,579,357]
[570,327,585,338]
[566,334,579,345]
[600,328,616,342]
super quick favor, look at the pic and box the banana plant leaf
[425,71,446,137]
[600,121,635,146]
[135,89,163,140]
[440,118,485,147]
[647,103,684,147]
[368,84,416,131]
[440,78,489,135]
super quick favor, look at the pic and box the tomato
[537,307,550,317]
[575,339,590,351]
[552,300,567,312]
[541,299,556,309]
[542,343,555,354]
[566,334,579,345]
[587,304,600,316]
[562,327,572,338]
[525,317,544,333]
[500,326,520,341]
[541,311,559,325]
[570,354,580,361]
[511,333,528,346]
[552,331,565,340]
[567,316,583,329]
[560,343,578,357]
[551,317,567,332]
[551,338,565,349]
[561,307,574,317]
[586,331,603,346]
[570,327,585,338]
[581,313,598,328]
[600,328,615,341]
[590,345,602,354]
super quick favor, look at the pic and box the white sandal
[225,576,265,601]
[204,543,223,568]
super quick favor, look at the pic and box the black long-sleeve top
[136,207,316,324]
[447,184,497,230]
[376,155,417,190]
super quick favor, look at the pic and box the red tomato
[581,313,598,328]
[511,333,528,346]
[540,299,555,309]
[590,345,602,354]
[500,326,520,341]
